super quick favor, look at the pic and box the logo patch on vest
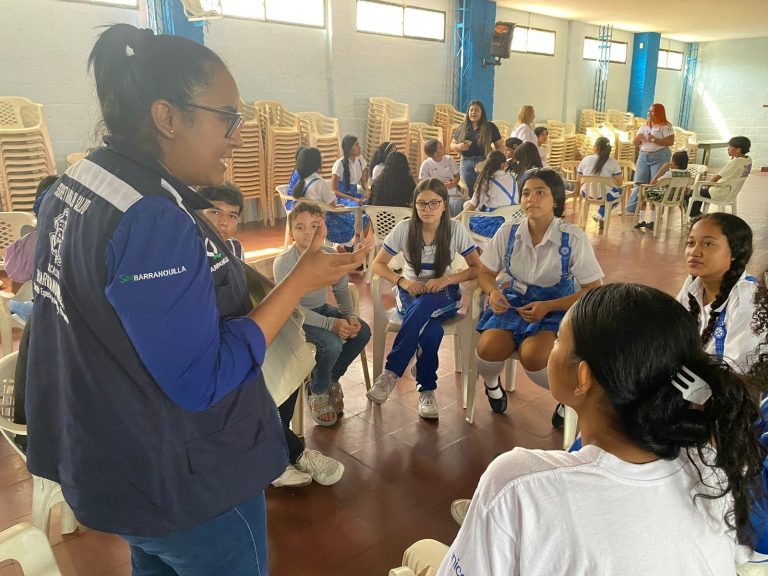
[120,267,188,284]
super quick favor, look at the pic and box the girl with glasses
[474,169,603,421]
[367,179,481,419]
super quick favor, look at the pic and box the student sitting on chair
[634,150,690,230]
[688,136,752,217]
[474,169,602,426]
[576,136,623,226]
[457,151,518,240]
[418,139,461,216]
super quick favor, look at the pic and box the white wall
[0,0,140,171]
[689,37,768,169]
[653,39,687,126]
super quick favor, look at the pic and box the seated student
[369,141,397,183]
[331,134,369,205]
[288,145,308,192]
[677,213,762,374]
[459,151,518,240]
[366,179,481,419]
[534,126,549,166]
[418,139,461,216]
[576,136,623,225]
[634,150,690,230]
[503,137,523,175]
[474,169,602,425]
[511,141,543,188]
[689,136,752,217]
[198,182,246,260]
[371,151,416,209]
[274,200,371,428]
[401,283,763,576]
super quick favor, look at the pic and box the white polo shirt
[331,156,367,186]
[419,156,460,198]
[637,123,674,153]
[480,217,603,287]
[467,170,518,211]
[301,172,335,205]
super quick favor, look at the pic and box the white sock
[647,210,655,223]
[524,367,549,389]
[476,355,505,400]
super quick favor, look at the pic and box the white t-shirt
[538,144,548,166]
[419,156,460,198]
[383,219,476,281]
[637,123,674,153]
[676,272,762,374]
[718,156,753,181]
[370,163,384,182]
[438,445,749,576]
[480,217,603,287]
[331,156,367,186]
[577,154,622,192]
[511,123,536,145]
[467,170,518,210]
[300,172,335,205]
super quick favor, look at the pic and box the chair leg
[453,335,462,373]
[603,204,611,234]
[505,358,517,392]
[60,502,77,535]
[373,327,386,378]
[563,405,579,450]
[283,220,290,248]
[360,349,371,390]
[653,207,662,237]
[290,379,305,438]
[32,476,75,538]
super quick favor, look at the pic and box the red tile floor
[1,173,766,575]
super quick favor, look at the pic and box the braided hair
[686,214,753,345]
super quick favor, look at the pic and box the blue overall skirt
[326,182,369,245]
[384,283,462,391]
[468,178,517,239]
[477,225,574,345]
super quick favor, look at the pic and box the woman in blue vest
[25,24,366,575]
[676,213,762,375]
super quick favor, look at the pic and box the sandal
[484,378,508,414]
[307,391,338,427]
[329,381,344,415]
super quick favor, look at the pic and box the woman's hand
[424,276,452,293]
[402,278,425,296]
[516,301,551,323]
[488,288,511,314]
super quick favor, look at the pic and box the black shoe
[646,221,654,230]
[551,403,565,428]
[633,221,646,229]
[484,378,507,414]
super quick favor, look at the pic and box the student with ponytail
[24,23,367,574]
[290,146,335,205]
[576,136,623,224]
[459,150,518,239]
[677,213,763,374]
[402,283,764,575]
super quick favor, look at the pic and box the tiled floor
[1,173,766,575]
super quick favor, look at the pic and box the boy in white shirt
[419,138,461,216]
[689,135,752,217]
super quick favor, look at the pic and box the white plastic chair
[0,353,78,539]
[577,176,620,233]
[0,212,37,271]
[275,185,292,247]
[636,175,693,237]
[0,280,32,357]
[685,176,747,219]
[362,205,411,283]
[460,205,526,244]
[0,523,62,576]
[687,163,708,186]
[737,562,768,575]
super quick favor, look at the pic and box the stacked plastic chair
[227,101,268,224]
[547,138,566,170]
[366,97,410,164]
[615,129,637,162]
[673,127,698,161]
[433,103,464,165]
[578,109,608,134]
[298,112,341,180]
[0,97,56,212]
[607,109,635,130]
[546,121,565,141]
[407,122,443,179]
[256,100,301,225]
[493,120,512,141]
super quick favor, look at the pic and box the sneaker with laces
[367,370,398,404]
[295,449,345,486]
[450,499,471,526]
[418,390,439,419]
[271,464,312,488]
[592,212,604,222]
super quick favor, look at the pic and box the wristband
[394,274,404,288]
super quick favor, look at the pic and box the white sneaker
[367,370,398,404]
[450,498,471,526]
[295,449,344,486]
[418,390,439,419]
[271,464,312,488]
[591,212,604,221]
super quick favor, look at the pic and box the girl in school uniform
[369,141,397,183]
[366,179,481,419]
[459,151,518,239]
[474,168,603,418]
[510,104,537,145]
[419,138,462,216]
[576,136,623,224]
[331,134,369,205]
[677,213,762,375]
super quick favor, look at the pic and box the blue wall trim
[455,0,496,116]
[147,0,205,43]
[627,32,660,117]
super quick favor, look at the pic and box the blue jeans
[303,304,371,395]
[628,148,671,213]
[460,156,484,197]
[122,492,268,576]
[448,196,464,218]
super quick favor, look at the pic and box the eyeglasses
[415,199,443,211]
[185,103,244,139]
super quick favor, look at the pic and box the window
[658,49,684,71]
[60,0,137,7]
[583,37,627,64]
[356,1,446,41]
[509,26,556,56]
[219,0,324,27]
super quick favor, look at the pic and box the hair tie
[671,365,712,405]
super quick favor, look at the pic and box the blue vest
[25,138,287,537]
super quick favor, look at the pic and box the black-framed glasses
[415,199,443,211]
[185,103,244,139]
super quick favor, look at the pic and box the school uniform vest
[25,137,287,537]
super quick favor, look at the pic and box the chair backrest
[363,205,412,244]
[251,256,277,284]
[617,160,636,181]
[560,160,580,181]
[708,176,748,204]
[686,163,708,186]
[0,523,62,576]
[580,176,617,201]
[460,205,526,230]
[658,176,694,204]
[0,212,37,260]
